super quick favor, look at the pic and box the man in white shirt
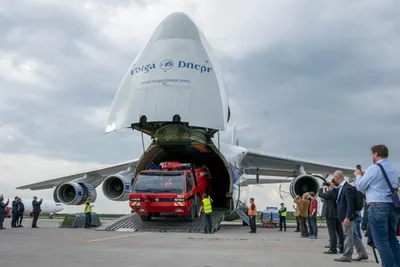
[355,144,400,267]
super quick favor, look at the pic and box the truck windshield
[132,172,184,193]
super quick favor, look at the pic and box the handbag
[376,163,400,212]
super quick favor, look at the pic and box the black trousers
[249,216,256,232]
[279,216,287,230]
[326,218,344,251]
[11,212,18,227]
[85,212,92,228]
[19,213,23,226]
[295,216,300,231]
[0,213,4,228]
[32,212,39,227]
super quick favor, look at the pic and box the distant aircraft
[16,12,356,224]
[4,198,64,219]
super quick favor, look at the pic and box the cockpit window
[132,172,184,193]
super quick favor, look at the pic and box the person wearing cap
[32,196,43,228]
[0,195,10,229]
[84,200,94,228]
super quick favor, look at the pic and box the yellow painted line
[86,232,151,243]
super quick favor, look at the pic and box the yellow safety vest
[85,204,92,213]
[202,198,212,214]
[280,207,287,217]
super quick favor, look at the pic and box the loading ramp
[96,208,228,233]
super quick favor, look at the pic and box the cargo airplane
[16,12,356,223]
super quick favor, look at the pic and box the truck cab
[129,162,210,222]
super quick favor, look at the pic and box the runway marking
[86,232,151,243]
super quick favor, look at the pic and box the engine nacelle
[289,174,322,198]
[102,169,133,201]
[56,181,97,205]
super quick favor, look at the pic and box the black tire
[185,204,195,222]
[140,214,152,221]
[194,196,200,218]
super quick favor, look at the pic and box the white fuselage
[5,198,64,215]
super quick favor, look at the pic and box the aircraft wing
[16,159,139,190]
[241,148,356,179]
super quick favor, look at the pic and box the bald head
[333,170,345,184]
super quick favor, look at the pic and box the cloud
[1,0,400,214]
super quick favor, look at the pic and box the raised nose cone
[105,11,229,134]
[149,12,201,42]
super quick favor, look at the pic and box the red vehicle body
[129,162,210,222]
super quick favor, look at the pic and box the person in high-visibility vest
[199,193,213,234]
[84,201,94,228]
[278,203,287,231]
[248,198,257,233]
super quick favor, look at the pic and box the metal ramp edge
[235,209,249,225]
[96,208,228,233]
[95,214,135,231]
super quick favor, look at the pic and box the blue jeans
[203,213,212,233]
[354,214,362,241]
[369,203,400,267]
[307,215,313,235]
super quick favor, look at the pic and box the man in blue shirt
[355,144,400,267]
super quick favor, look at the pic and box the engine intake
[56,181,97,205]
[289,174,321,198]
[102,169,133,201]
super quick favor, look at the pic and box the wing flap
[16,159,139,190]
[242,149,355,177]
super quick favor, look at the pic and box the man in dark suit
[318,179,344,254]
[32,196,42,228]
[332,170,368,262]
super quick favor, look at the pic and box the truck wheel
[140,214,152,221]
[185,205,195,222]
[194,196,200,218]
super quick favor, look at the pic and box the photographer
[318,179,344,254]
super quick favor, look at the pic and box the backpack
[353,186,365,211]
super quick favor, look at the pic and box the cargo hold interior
[134,143,232,209]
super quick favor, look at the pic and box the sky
[1,0,400,214]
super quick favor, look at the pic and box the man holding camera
[355,144,400,266]
[318,179,344,254]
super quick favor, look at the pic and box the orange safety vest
[248,203,257,216]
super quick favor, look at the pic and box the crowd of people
[292,144,400,266]
[0,195,43,229]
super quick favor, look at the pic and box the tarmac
[0,217,381,267]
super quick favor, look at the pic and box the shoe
[324,250,337,254]
[334,258,351,262]
[325,245,330,248]
[352,255,368,261]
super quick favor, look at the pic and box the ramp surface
[96,208,227,233]
[59,213,101,228]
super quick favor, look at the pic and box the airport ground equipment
[96,208,227,233]
[59,213,101,228]
[129,162,210,222]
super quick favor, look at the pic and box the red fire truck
[129,162,211,222]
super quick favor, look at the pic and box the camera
[322,181,331,187]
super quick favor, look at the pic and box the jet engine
[102,168,133,201]
[56,181,97,205]
[289,174,323,198]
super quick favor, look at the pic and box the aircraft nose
[150,12,201,42]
